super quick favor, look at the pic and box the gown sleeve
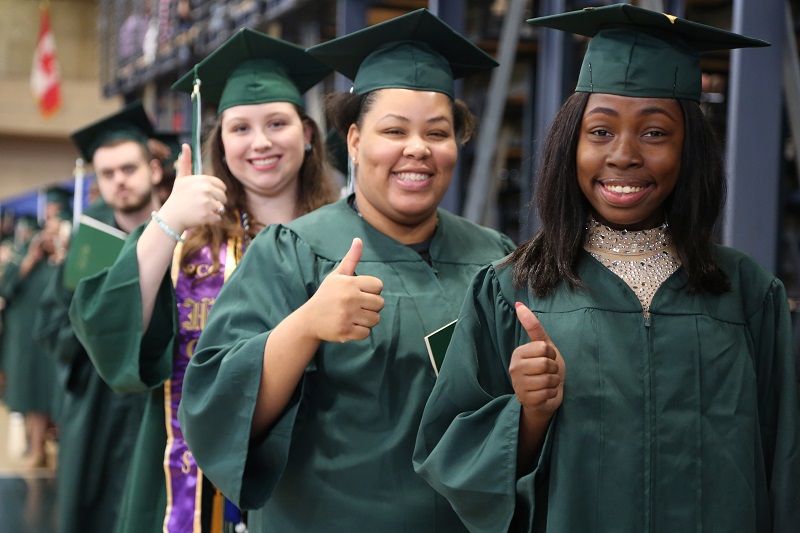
[33,262,86,390]
[33,262,73,359]
[0,258,21,372]
[747,278,800,530]
[1,258,21,299]
[413,264,555,533]
[179,225,323,510]
[68,224,175,393]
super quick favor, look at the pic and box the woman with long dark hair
[414,5,800,532]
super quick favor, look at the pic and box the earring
[351,155,357,164]
[304,143,312,153]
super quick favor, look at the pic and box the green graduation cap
[172,28,332,112]
[46,187,72,213]
[306,8,498,98]
[528,3,769,102]
[172,28,331,173]
[70,100,155,162]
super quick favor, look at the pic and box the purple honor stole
[162,237,238,533]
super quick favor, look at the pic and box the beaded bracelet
[151,211,184,243]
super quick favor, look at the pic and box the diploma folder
[63,215,127,291]
[424,320,457,376]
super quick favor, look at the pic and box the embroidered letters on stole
[162,238,237,533]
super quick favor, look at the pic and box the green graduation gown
[179,199,516,532]
[0,242,28,376]
[2,255,59,416]
[35,200,147,533]
[413,247,800,533]
[69,220,241,533]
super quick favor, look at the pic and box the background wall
[0,0,121,199]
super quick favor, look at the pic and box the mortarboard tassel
[191,65,203,174]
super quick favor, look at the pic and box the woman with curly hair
[179,9,516,532]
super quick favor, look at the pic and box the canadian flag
[30,3,61,117]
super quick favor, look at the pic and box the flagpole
[73,158,85,229]
[37,188,46,226]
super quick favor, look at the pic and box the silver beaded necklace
[583,215,681,317]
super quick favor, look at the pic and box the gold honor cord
[191,66,203,175]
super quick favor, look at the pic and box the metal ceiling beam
[723,0,784,273]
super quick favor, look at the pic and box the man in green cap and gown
[34,101,163,533]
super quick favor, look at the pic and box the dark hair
[665,98,730,294]
[324,90,477,145]
[180,104,339,276]
[507,92,730,296]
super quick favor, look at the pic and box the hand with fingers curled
[304,237,384,343]
[154,143,228,236]
[509,302,566,422]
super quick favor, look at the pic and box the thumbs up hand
[509,302,565,418]
[156,144,228,235]
[306,238,384,343]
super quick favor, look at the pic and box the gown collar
[288,196,494,265]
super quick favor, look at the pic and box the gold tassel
[210,488,224,533]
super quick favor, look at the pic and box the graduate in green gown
[413,5,800,532]
[69,30,338,533]
[36,102,163,533]
[0,215,37,385]
[178,9,516,532]
[1,216,61,468]
[0,238,12,397]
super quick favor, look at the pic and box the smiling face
[220,101,311,204]
[577,93,685,230]
[348,88,457,242]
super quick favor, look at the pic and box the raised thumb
[515,302,550,343]
[176,143,193,179]
[336,237,363,276]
